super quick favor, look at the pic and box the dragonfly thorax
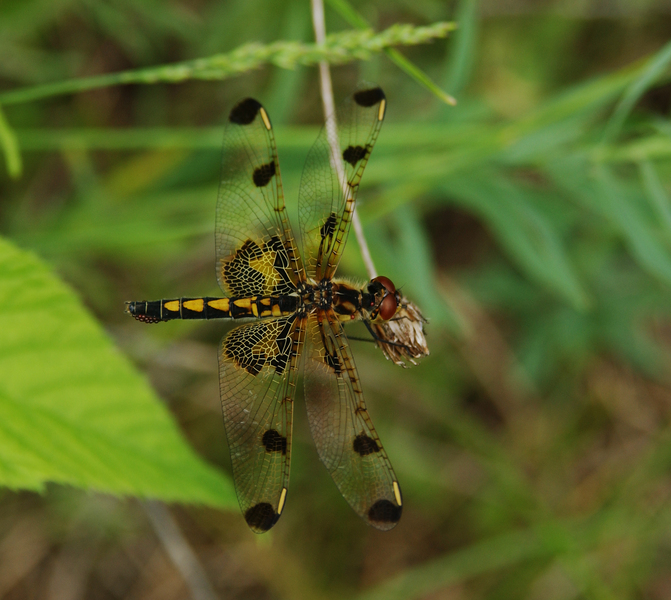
[317,277,399,323]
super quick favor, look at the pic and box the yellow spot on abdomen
[208,298,230,312]
[164,300,180,312]
[234,298,251,309]
[183,299,204,312]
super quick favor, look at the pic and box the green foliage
[0,22,455,107]
[0,105,21,178]
[0,236,235,506]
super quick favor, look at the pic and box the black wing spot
[224,324,266,375]
[353,433,380,456]
[368,499,402,524]
[325,352,341,374]
[236,354,263,376]
[224,317,295,376]
[222,239,266,296]
[230,98,262,124]
[262,429,287,454]
[354,87,385,107]
[270,315,295,374]
[343,145,368,166]
[245,503,279,532]
[320,213,337,239]
[253,161,276,187]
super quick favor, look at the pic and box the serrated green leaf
[0,236,235,507]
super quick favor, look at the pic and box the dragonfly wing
[303,309,402,530]
[218,313,306,533]
[298,86,386,282]
[217,98,304,297]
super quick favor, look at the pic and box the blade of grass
[356,529,547,600]
[326,0,457,105]
[0,23,455,106]
[595,164,671,286]
[443,0,479,95]
[444,171,589,311]
[601,39,671,144]
[638,159,671,241]
[0,104,22,178]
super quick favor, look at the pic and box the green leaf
[0,236,235,507]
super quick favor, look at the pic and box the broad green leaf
[0,236,235,507]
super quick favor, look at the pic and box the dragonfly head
[368,276,399,322]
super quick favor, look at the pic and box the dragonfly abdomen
[125,295,298,323]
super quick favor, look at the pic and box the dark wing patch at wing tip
[343,145,368,166]
[353,433,380,456]
[354,87,385,107]
[245,502,280,532]
[253,161,276,187]
[230,98,262,124]
[368,499,402,525]
[262,429,287,454]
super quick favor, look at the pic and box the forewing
[303,309,402,530]
[217,98,304,297]
[298,86,386,281]
[218,313,306,533]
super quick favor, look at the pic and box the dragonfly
[127,86,410,533]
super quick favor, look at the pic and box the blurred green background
[3,0,671,598]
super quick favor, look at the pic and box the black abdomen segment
[125,296,298,323]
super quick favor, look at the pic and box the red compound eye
[372,276,398,320]
[378,294,398,320]
[372,276,396,294]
